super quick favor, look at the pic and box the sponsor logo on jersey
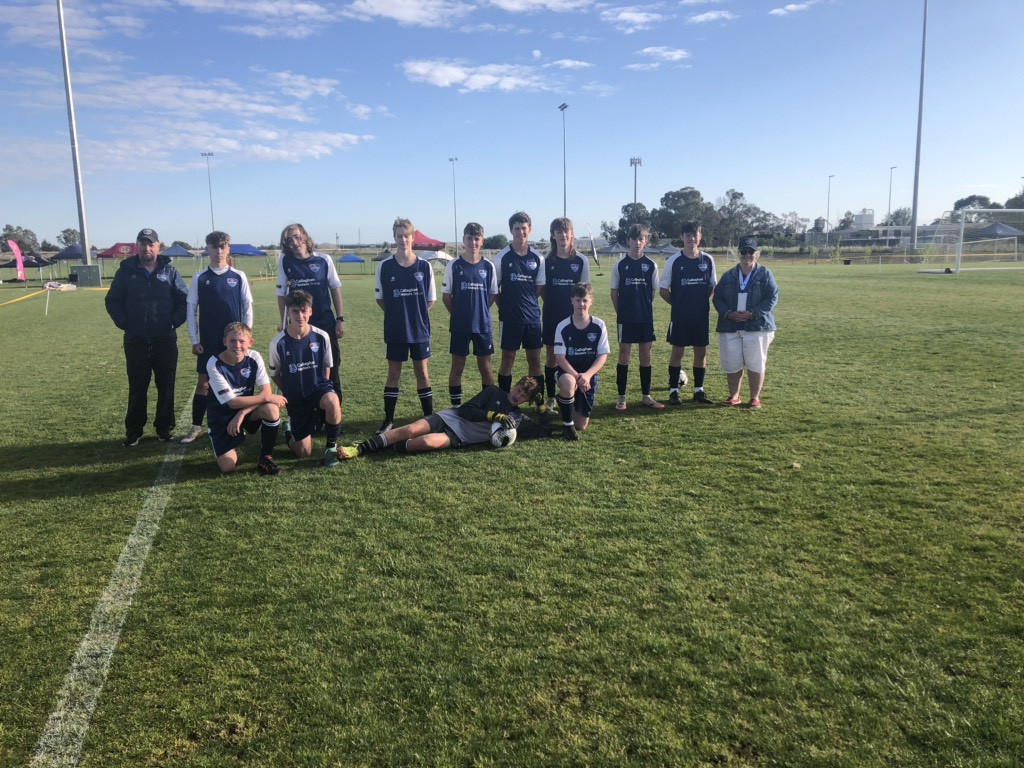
[393,288,402,298]
[289,364,298,374]
[568,346,576,357]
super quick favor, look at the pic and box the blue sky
[0,0,1020,249]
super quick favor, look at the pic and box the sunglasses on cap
[739,248,756,256]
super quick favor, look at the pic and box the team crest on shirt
[477,269,487,278]
[289,364,298,374]
[227,277,239,287]
[240,367,251,378]
[587,332,598,343]
[571,263,580,273]
[156,273,168,282]
[309,341,319,353]
[698,260,708,272]
[414,272,424,281]
[641,263,650,272]
[310,263,321,273]
[527,259,538,270]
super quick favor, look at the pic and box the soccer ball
[490,421,517,448]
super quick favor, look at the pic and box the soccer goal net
[920,208,1024,273]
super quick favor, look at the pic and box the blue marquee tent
[230,243,266,256]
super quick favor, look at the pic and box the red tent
[97,242,138,258]
[411,230,445,251]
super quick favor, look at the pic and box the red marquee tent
[97,242,138,258]
[411,230,445,251]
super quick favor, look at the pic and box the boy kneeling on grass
[269,289,344,467]
[338,376,541,459]
[206,322,286,475]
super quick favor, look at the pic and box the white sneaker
[180,425,204,444]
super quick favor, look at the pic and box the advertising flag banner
[7,240,26,281]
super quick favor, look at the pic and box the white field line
[31,433,187,768]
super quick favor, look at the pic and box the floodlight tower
[825,174,835,249]
[559,103,569,216]
[201,152,215,231]
[57,0,91,265]
[888,165,897,225]
[449,157,458,257]
[630,157,642,218]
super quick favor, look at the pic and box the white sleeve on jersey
[609,260,621,290]
[594,317,612,355]
[493,251,504,288]
[237,267,254,328]
[267,331,285,377]
[186,271,202,345]
[580,256,591,286]
[487,259,498,295]
[553,316,571,357]
[311,326,334,369]
[373,259,386,299]
[649,261,659,298]
[533,249,546,287]
[707,253,718,289]
[206,356,233,405]
[424,261,437,302]
[319,252,343,290]
[275,254,288,297]
[442,259,456,295]
[659,254,678,290]
[250,350,271,388]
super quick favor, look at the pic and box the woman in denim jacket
[712,237,778,409]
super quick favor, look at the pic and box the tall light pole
[57,0,91,266]
[909,0,927,252]
[825,174,835,249]
[201,152,215,232]
[888,165,897,231]
[559,103,569,216]
[630,157,642,218]
[449,157,458,258]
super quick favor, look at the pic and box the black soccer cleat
[257,455,280,476]
[562,424,581,441]
[668,390,682,406]
[693,390,713,405]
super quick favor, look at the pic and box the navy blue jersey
[553,315,611,376]
[187,266,253,350]
[267,326,333,402]
[494,246,545,324]
[374,255,436,344]
[610,255,659,323]
[543,253,590,329]
[659,251,717,320]
[276,252,341,330]
[206,350,271,432]
[442,257,497,334]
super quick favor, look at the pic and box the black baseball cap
[136,228,159,243]
[738,236,759,252]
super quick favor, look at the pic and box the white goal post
[947,208,1024,273]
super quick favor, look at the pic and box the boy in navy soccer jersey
[494,211,547,411]
[610,223,663,410]
[268,290,344,467]
[206,322,286,475]
[553,283,610,441]
[374,217,436,433]
[442,222,498,405]
[659,221,717,405]
[276,223,345,401]
[542,217,590,412]
[181,231,254,444]
[337,377,539,458]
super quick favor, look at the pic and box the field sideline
[1,262,1022,767]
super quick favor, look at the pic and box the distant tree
[172,240,194,250]
[1005,188,1024,209]
[836,210,856,230]
[715,189,757,246]
[616,203,653,244]
[953,194,997,211]
[57,228,80,248]
[881,207,912,226]
[482,234,508,250]
[599,220,618,243]
[779,211,809,235]
[1,224,40,253]
[40,239,58,251]
[650,186,711,244]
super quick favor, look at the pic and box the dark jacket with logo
[105,254,188,341]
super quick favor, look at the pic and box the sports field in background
[1,261,1022,767]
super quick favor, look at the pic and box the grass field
[1,261,1022,767]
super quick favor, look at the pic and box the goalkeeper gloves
[487,411,515,429]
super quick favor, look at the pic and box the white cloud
[582,81,617,97]
[769,1,819,17]
[261,70,339,100]
[342,0,473,26]
[625,62,660,71]
[600,7,667,34]
[640,46,690,62]
[532,49,543,59]
[489,0,592,10]
[688,10,737,23]
[402,58,550,92]
[681,0,723,4]
[346,103,392,119]
[546,59,593,69]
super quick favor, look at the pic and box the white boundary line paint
[31,431,188,768]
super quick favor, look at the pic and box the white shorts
[718,331,774,374]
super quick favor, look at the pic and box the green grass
[1,263,1022,766]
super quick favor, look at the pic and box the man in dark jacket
[105,228,188,445]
